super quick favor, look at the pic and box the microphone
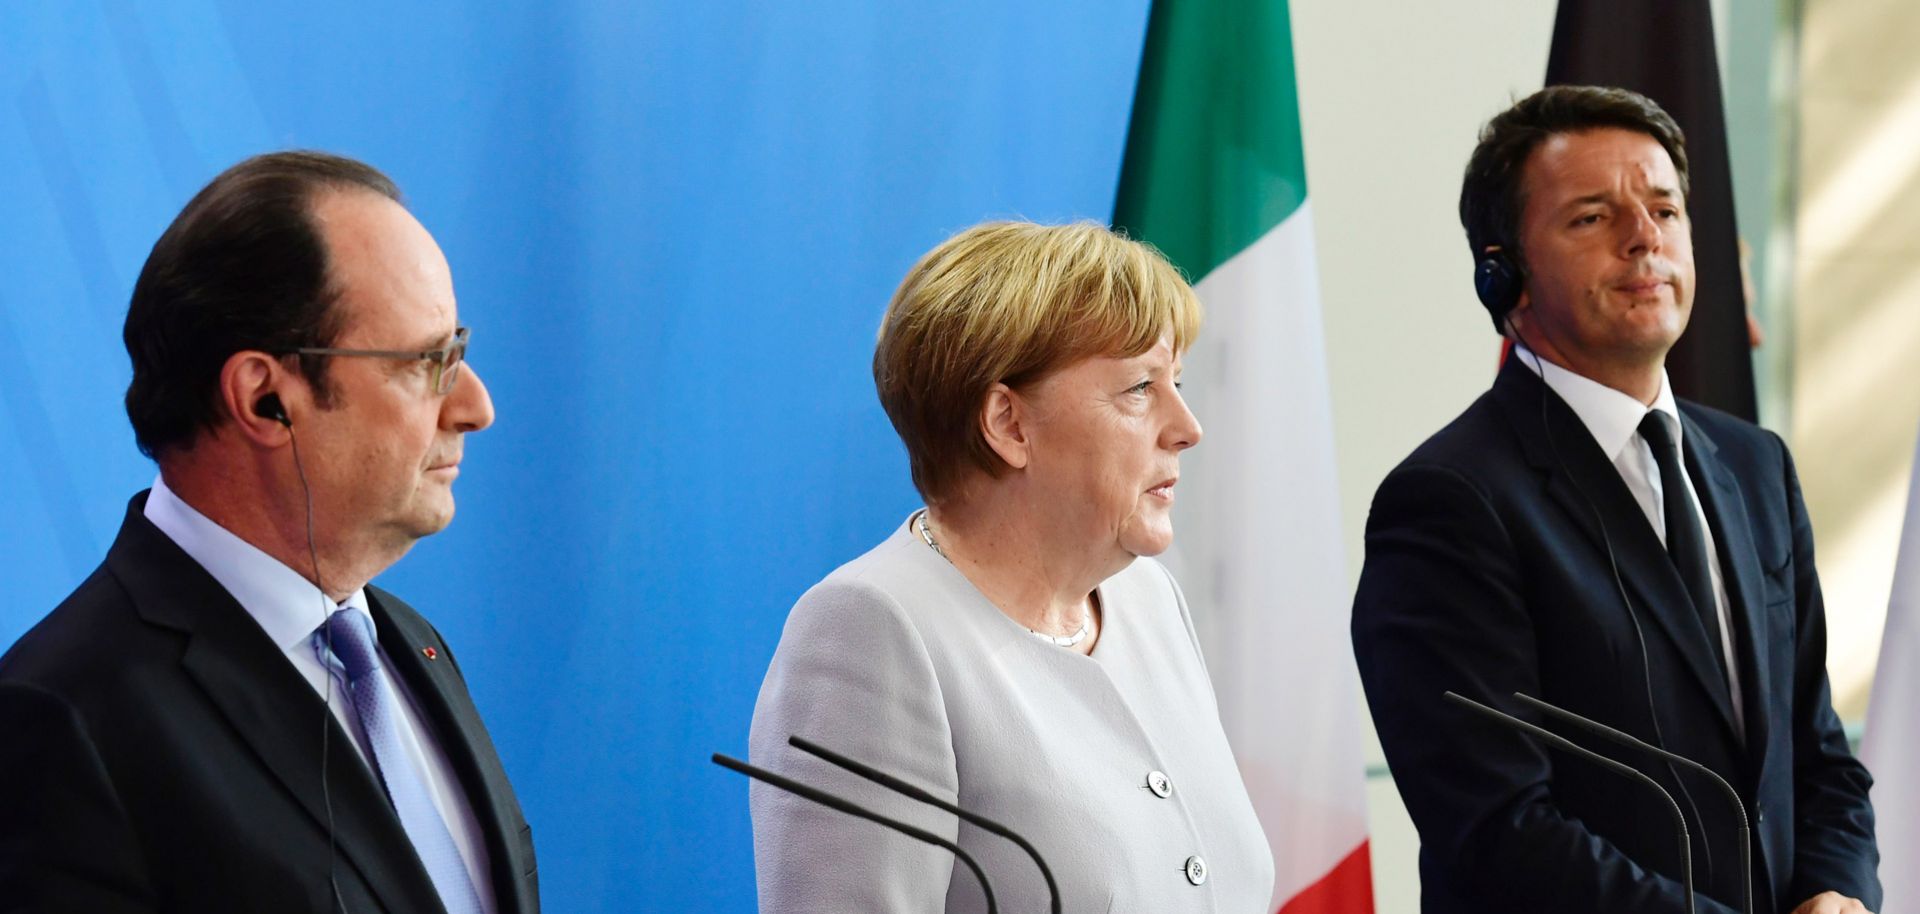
[788,735,1061,914]
[1443,691,1697,914]
[711,752,1000,914]
[1510,692,1752,914]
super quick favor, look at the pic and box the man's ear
[218,350,295,447]
[978,382,1032,471]
[1506,287,1534,342]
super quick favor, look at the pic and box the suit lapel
[1492,363,1743,744]
[371,589,532,914]
[108,497,448,914]
[1493,359,1616,559]
[1679,408,1774,768]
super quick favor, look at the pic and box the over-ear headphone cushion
[1474,251,1522,332]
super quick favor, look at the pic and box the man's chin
[1603,315,1685,359]
[1611,298,1685,333]
[403,495,457,540]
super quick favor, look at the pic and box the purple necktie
[315,608,483,914]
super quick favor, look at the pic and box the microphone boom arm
[711,752,998,914]
[1511,692,1751,914]
[1443,691,1696,914]
[788,735,1061,914]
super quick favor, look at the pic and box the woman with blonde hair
[749,221,1272,912]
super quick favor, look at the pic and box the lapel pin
[422,646,438,661]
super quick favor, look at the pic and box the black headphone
[1474,244,1525,332]
[253,388,348,906]
[254,393,291,427]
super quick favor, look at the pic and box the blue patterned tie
[315,608,484,914]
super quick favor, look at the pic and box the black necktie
[1638,411,1728,679]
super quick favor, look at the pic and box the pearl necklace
[914,511,1092,648]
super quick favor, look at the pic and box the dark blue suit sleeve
[0,682,157,913]
[1353,463,1739,914]
[1776,442,1880,910]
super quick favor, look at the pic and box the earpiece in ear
[254,394,290,427]
[1474,246,1523,333]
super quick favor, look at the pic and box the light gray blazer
[749,516,1273,913]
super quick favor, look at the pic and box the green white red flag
[1114,2,1373,912]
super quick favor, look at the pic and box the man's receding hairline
[304,183,420,286]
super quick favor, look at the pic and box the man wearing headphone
[1351,86,1878,914]
[0,152,538,913]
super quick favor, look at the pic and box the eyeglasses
[278,326,471,395]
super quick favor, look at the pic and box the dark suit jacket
[0,492,539,913]
[1352,359,1878,914]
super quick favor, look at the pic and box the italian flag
[1113,2,1374,913]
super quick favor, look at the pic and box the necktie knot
[318,607,381,684]
[1638,409,1679,454]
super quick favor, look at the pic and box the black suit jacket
[0,492,539,913]
[1352,359,1878,914]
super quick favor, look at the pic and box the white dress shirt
[144,477,497,912]
[1514,347,1746,737]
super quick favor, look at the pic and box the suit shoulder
[1385,388,1523,484]
[774,525,991,666]
[1679,397,1783,448]
[0,563,135,684]
[785,537,922,636]
[1678,399,1793,484]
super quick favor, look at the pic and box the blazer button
[1147,770,1173,798]
[1184,855,1208,886]
[1754,807,1765,824]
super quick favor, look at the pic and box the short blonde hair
[873,220,1202,504]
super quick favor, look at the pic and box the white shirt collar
[1512,344,1682,458]
[144,476,372,651]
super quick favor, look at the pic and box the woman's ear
[978,382,1031,471]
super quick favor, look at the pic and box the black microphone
[1443,691,1697,914]
[1510,692,1752,914]
[711,752,1000,914]
[788,735,1061,914]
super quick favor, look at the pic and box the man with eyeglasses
[0,152,538,913]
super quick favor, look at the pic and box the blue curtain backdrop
[0,3,1151,911]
